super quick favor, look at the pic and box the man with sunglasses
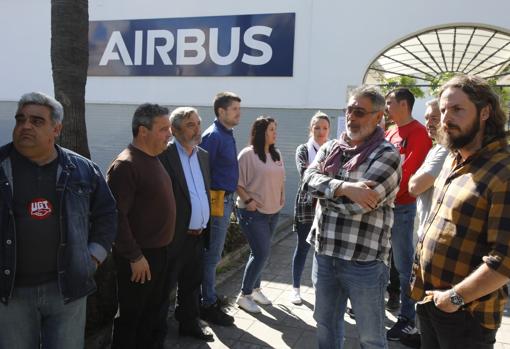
[385,88,432,342]
[303,86,401,348]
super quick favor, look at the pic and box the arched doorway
[363,24,510,87]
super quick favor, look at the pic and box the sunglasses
[345,106,379,118]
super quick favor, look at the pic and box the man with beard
[408,99,448,239]
[159,107,213,341]
[401,99,448,348]
[303,86,401,348]
[410,75,510,349]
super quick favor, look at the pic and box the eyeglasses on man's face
[345,106,379,118]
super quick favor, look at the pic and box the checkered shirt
[294,144,316,225]
[410,139,510,329]
[302,139,401,264]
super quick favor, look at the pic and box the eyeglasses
[345,106,379,118]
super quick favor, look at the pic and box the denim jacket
[0,143,117,304]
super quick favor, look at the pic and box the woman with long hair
[290,111,330,304]
[235,116,285,313]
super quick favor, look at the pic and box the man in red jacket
[385,88,432,342]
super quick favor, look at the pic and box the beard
[439,112,480,151]
[346,123,375,142]
[189,134,202,147]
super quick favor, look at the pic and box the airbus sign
[89,13,295,76]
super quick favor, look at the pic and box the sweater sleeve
[106,159,142,261]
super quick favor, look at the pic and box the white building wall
[2,0,509,108]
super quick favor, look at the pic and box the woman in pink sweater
[235,116,285,313]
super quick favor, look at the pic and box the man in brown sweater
[107,103,176,349]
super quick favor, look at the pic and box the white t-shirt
[415,144,449,237]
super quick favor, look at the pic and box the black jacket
[159,141,211,252]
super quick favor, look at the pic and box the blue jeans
[202,193,234,305]
[391,203,417,321]
[312,254,389,349]
[0,281,86,349]
[292,221,312,288]
[238,208,280,295]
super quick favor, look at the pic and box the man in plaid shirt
[410,75,510,349]
[303,86,401,349]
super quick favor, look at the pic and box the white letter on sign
[99,31,133,66]
[147,30,174,65]
[176,29,206,65]
[242,26,273,65]
[209,27,240,65]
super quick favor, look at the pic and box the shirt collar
[214,119,234,135]
[453,138,507,166]
[174,138,197,157]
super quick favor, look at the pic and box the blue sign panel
[89,13,295,76]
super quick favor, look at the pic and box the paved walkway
[163,225,510,349]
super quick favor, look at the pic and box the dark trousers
[387,251,400,295]
[417,302,497,349]
[163,233,205,327]
[112,246,171,349]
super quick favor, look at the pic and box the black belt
[187,229,203,236]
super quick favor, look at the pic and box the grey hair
[349,86,385,112]
[17,92,64,123]
[169,107,200,129]
[425,99,439,109]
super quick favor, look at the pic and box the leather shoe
[178,322,214,342]
[200,302,235,326]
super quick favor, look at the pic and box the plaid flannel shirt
[294,143,316,226]
[410,139,510,329]
[302,139,401,264]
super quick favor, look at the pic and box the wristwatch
[449,288,465,306]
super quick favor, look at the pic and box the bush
[222,212,247,255]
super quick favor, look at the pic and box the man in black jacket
[159,107,216,341]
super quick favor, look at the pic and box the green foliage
[429,72,458,97]
[487,80,510,114]
[222,213,246,255]
[430,73,509,114]
[379,76,425,98]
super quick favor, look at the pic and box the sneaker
[252,288,271,305]
[236,293,261,313]
[346,307,355,319]
[400,332,421,348]
[199,302,234,326]
[387,316,418,341]
[386,292,400,311]
[289,288,302,305]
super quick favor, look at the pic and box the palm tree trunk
[51,3,117,348]
[51,0,90,158]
